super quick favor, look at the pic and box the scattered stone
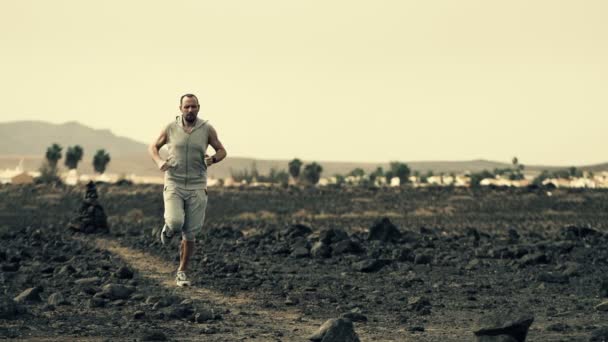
[68,181,109,233]
[57,265,76,275]
[408,296,431,312]
[320,228,348,244]
[601,279,608,298]
[131,294,145,301]
[309,318,360,342]
[507,228,520,243]
[396,248,415,262]
[414,253,432,265]
[538,272,569,284]
[560,262,581,278]
[195,308,215,323]
[590,327,608,342]
[47,292,69,306]
[1,263,20,272]
[341,312,367,322]
[115,266,134,279]
[88,297,106,308]
[285,296,299,306]
[207,226,243,240]
[291,246,310,259]
[14,287,43,303]
[311,241,332,259]
[332,239,364,255]
[595,301,608,312]
[519,253,549,267]
[101,284,134,300]
[562,225,601,240]
[546,323,570,332]
[145,296,161,305]
[473,310,534,342]
[167,304,194,319]
[354,259,389,273]
[283,224,312,240]
[75,277,101,285]
[0,296,20,319]
[465,258,481,270]
[368,218,401,243]
[109,299,126,307]
[140,330,168,341]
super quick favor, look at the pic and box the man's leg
[163,186,185,239]
[180,189,208,272]
[179,240,194,272]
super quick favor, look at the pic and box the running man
[148,93,227,286]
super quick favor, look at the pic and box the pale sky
[1,0,607,166]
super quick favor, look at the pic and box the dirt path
[91,236,322,341]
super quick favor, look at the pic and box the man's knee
[165,217,184,231]
[182,231,196,242]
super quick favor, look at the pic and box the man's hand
[205,154,214,167]
[156,159,171,171]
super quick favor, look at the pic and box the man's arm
[205,125,227,166]
[148,128,170,171]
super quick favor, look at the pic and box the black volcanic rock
[473,310,534,342]
[368,218,401,243]
[320,228,348,244]
[0,296,21,319]
[309,318,360,342]
[14,286,43,303]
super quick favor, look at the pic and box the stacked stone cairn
[69,181,108,233]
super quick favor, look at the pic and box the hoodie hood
[176,115,208,131]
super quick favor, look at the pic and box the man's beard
[184,113,197,123]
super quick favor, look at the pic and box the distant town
[2,155,607,189]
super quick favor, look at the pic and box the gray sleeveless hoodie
[164,116,211,190]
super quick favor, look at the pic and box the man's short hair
[180,94,199,106]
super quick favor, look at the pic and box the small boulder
[140,330,168,341]
[518,253,549,267]
[311,242,332,259]
[291,246,310,259]
[473,310,534,342]
[590,327,608,342]
[115,266,134,279]
[309,318,360,342]
[47,292,69,306]
[332,239,364,255]
[600,278,608,298]
[14,287,43,303]
[283,224,312,240]
[101,284,135,300]
[320,228,348,244]
[0,296,21,319]
[354,259,389,273]
[596,301,608,312]
[195,308,216,323]
[368,218,401,243]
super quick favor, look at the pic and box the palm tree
[45,143,63,169]
[302,162,323,185]
[288,158,303,180]
[65,145,84,170]
[93,149,111,174]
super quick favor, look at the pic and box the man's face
[180,97,200,123]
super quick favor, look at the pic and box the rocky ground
[1,183,608,341]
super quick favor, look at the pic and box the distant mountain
[0,120,147,157]
[1,120,606,179]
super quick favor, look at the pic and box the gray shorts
[163,185,208,241]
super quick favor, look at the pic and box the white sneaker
[176,271,191,287]
[160,225,174,245]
